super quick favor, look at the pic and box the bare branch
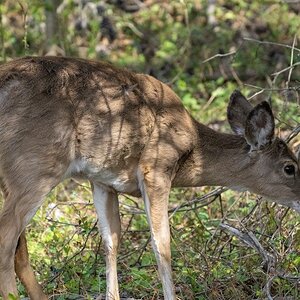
[271,61,300,77]
[244,37,300,53]
[219,223,276,270]
[286,35,297,87]
[201,51,237,64]
[169,187,227,219]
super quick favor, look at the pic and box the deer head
[227,90,300,212]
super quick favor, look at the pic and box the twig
[247,88,266,100]
[265,275,275,300]
[46,221,98,284]
[219,223,276,270]
[17,0,29,53]
[123,22,143,38]
[286,124,300,143]
[201,51,237,64]
[244,84,300,93]
[131,236,151,267]
[243,37,300,53]
[169,187,227,219]
[286,34,297,88]
[220,222,300,298]
[271,61,300,77]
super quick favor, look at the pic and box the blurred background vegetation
[0,0,299,299]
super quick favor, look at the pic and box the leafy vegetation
[0,0,299,299]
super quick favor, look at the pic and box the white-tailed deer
[0,56,299,300]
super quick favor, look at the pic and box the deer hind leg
[15,231,48,300]
[92,183,121,300]
[0,179,58,300]
[0,180,47,300]
[137,167,176,300]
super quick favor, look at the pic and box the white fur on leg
[93,184,121,300]
[137,169,176,300]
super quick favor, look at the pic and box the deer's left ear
[244,101,275,151]
[227,90,253,136]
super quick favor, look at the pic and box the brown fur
[0,56,299,300]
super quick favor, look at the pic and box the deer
[0,56,299,300]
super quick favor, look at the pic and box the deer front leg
[15,231,48,300]
[92,183,121,300]
[137,168,176,300]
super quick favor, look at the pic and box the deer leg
[0,223,18,297]
[92,183,121,300]
[0,181,56,299]
[0,181,18,297]
[137,168,176,300]
[15,231,48,300]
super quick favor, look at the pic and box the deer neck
[173,122,252,189]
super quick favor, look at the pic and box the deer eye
[284,164,296,176]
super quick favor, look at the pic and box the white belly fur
[64,158,139,194]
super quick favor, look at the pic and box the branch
[286,34,297,87]
[219,223,276,270]
[169,187,227,219]
[243,37,300,53]
[46,221,98,284]
[286,124,300,143]
[201,51,237,64]
[271,61,300,77]
[220,222,300,299]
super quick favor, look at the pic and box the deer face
[251,138,300,211]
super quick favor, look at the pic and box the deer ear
[227,90,253,135]
[244,101,275,151]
